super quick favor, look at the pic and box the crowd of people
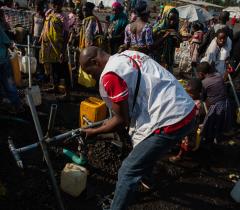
[1,0,240,210]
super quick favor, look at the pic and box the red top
[154,106,196,134]
[231,17,237,26]
[102,72,129,103]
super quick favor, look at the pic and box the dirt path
[0,91,240,210]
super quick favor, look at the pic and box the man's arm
[83,100,129,138]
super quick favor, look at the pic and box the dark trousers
[52,62,71,90]
[0,60,21,107]
[110,118,196,210]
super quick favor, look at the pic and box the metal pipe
[15,44,41,48]
[46,129,80,143]
[16,142,39,153]
[8,138,23,168]
[14,131,77,154]
[15,44,79,52]
[235,62,240,72]
[9,119,107,155]
[14,130,79,154]
[27,35,31,88]
[46,104,57,137]
[26,93,65,210]
[109,108,113,118]
[0,115,30,124]
[228,74,240,107]
[46,118,106,143]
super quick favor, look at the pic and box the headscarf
[112,2,122,9]
[153,7,180,70]
[110,2,128,36]
[153,7,179,33]
[179,20,189,37]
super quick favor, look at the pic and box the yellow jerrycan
[80,97,107,127]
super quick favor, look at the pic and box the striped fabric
[201,99,233,141]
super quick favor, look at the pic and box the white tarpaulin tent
[15,0,28,7]
[179,0,223,9]
[177,4,213,22]
[223,7,240,18]
[87,0,123,8]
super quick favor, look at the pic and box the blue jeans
[110,119,196,210]
[0,60,21,107]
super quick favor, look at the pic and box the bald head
[80,46,99,67]
[80,47,110,80]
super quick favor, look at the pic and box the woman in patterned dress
[119,0,153,55]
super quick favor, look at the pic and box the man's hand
[83,128,97,139]
[81,128,98,144]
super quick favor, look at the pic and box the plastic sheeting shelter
[223,7,240,18]
[177,4,213,22]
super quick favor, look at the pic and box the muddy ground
[0,87,240,210]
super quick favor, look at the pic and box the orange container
[9,51,22,87]
[80,97,107,127]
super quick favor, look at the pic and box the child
[103,15,111,36]
[201,28,232,76]
[190,22,204,65]
[32,2,45,80]
[32,2,44,46]
[197,62,232,143]
[169,78,202,162]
